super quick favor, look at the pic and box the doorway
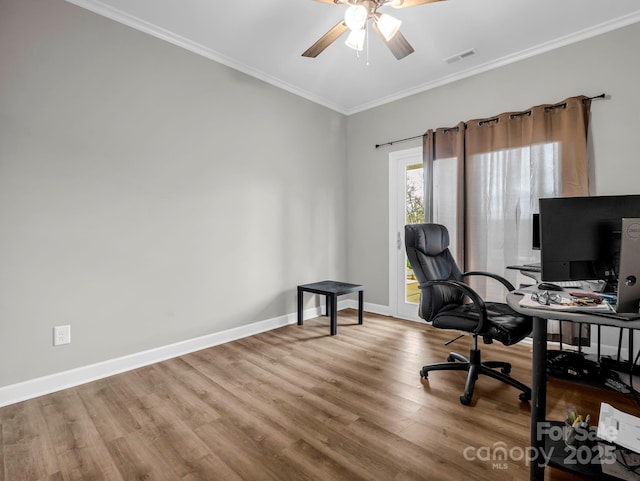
[388,147,424,320]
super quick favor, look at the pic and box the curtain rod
[374,93,606,149]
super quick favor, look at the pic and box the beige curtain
[423,96,592,345]
[465,96,591,197]
[423,122,465,266]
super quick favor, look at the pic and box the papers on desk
[598,403,640,479]
[518,292,616,313]
[597,403,640,454]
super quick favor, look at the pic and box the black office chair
[405,223,532,405]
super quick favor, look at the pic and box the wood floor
[1,310,637,481]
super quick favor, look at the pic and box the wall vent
[443,48,477,64]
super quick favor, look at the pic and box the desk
[297,281,364,335]
[507,290,640,480]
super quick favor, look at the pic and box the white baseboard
[1,303,358,408]
[344,299,390,317]
[5,300,628,407]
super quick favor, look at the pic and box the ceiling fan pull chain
[366,20,370,66]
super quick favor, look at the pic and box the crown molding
[65,1,640,116]
[345,11,640,115]
[64,0,349,114]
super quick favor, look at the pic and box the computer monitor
[617,218,640,313]
[539,195,640,291]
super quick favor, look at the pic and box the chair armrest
[418,279,488,334]
[462,271,516,292]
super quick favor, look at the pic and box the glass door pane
[405,163,424,304]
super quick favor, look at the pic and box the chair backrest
[404,223,465,322]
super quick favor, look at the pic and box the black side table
[297,280,364,335]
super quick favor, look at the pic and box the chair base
[420,348,531,406]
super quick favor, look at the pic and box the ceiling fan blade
[372,22,414,60]
[390,0,445,8]
[302,21,349,57]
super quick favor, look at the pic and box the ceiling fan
[302,0,445,60]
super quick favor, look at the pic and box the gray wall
[3,0,639,389]
[346,22,640,306]
[0,0,347,386]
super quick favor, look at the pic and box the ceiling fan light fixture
[344,5,368,31]
[376,13,401,41]
[345,28,366,51]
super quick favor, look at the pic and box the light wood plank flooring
[1,310,637,480]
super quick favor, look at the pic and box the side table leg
[358,290,363,325]
[297,287,303,326]
[325,295,330,317]
[330,294,337,336]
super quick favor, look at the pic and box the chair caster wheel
[447,355,455,362]
[519,391,531,403]
[501,366,511,375]
[460,395,471,406]
[420,369,429,378]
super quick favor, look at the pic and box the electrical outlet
[53,325,71,346]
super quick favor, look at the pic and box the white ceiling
[67,0,640,115]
